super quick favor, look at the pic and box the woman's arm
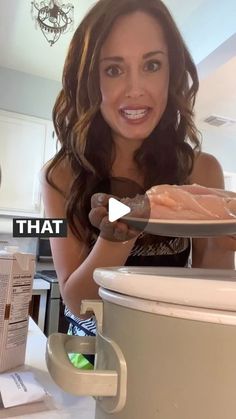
[40,163,136,317]
[190,152,235,269]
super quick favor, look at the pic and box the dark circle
[92,177,151,242]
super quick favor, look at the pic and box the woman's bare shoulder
[190,151,224,188]
[40,156,73,196]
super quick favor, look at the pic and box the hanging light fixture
[31,0,74,46]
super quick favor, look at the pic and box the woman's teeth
[121,109,149,120]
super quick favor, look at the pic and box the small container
[0,247,35,372]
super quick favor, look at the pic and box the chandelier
[31,0,74,46]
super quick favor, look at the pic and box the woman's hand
[89,192,139,242]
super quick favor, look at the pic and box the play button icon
[108,197,131,222]
[90,177,151,242]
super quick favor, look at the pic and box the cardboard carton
[0,247,35,372]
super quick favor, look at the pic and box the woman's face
[99,11,169,145]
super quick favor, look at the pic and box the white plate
[122,216,236,237]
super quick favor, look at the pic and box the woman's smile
[119,106,152,124]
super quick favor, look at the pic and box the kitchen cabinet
[224,171,236,192]
[31,277,50,332]
[0,109,58,217]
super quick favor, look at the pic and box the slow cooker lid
[93,267,236,311]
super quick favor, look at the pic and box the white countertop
[0,318,95,418]
[33,278,50,291]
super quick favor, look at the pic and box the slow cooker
[46,266,236,419]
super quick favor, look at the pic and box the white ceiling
[0,0,208,82]
[0,0,97,81]
[0,0,236,152]
[196,56,236,127]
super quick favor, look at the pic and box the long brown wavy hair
[46,0,201,243]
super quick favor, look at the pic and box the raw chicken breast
[146,184,236,220]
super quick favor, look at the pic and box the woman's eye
[144,60,161,72]
[105,65,122,77]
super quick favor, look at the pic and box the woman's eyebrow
[100,50,166,63]
[143,50,166,59]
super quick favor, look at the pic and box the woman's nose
[124,72,145,98]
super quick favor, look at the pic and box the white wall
[181,0,236,65]
[200,127,236,174]
[0,67,61,120]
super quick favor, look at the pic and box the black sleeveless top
[126,233,190,267]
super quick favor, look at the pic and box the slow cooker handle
[46,333,117,397]
[46,300,127,413]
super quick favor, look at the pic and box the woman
[41,0,235,368]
